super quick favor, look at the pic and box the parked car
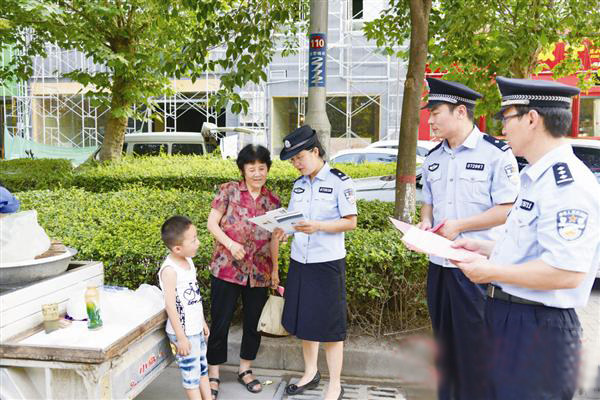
[331,148,423,165]
[367,139,439,158]
[354,168,424,203]
[515,138,600,183]
[358,138,600,204]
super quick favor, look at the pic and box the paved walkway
[575,282,600,399]
[138,285,599,399]
[137,366,416,400]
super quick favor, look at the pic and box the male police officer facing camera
[419,78,520,400]
[453,77,600,399]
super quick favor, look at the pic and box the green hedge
[1,155,396,193]
[18,187,428,335]
[0,158,73,192]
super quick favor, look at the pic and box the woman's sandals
[209,377,220,400]
[237,369,262,393]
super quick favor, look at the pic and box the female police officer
[277,125,357,400]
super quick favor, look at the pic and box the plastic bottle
[85,283,103,330]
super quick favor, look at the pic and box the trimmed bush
[73,156,397,194]
[18,187,427,335]
[0,158,73,192]
[2,155,396,193]
[345,229,428,336]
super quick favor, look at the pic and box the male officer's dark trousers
[427,262,489,400]
[485,298,581,400]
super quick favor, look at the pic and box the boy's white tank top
[158,256,204,336]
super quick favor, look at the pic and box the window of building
[352,0,363,19]
[280,96,379,140]
[272,96,380,156]
[579,96,600,137]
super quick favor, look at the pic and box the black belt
[486,285,544,306]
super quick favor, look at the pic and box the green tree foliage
[363,0,599,215]
[366,0,600,117]
[0,0,303,161]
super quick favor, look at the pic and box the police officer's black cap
[496,76,580,113]
[280,125,317,160]
[423,77,482,110]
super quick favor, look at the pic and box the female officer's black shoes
[285,371,321,395]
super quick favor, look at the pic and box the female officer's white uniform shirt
[287,162,358,263]
[421,126,520,267]
[490,144,600,308]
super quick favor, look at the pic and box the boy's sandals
[237,369,262,393]
[209,377,220,400]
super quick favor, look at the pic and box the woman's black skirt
[282,257,347,342]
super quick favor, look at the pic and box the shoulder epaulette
[293,175,303,183]
[330,168,349,181]
[426,142,443,156]
[552,163,574,186]
[483,134,510,152]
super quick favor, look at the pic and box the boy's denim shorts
[167,333,208,389]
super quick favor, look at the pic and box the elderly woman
[206,144,281,399]
[277,125,358,400]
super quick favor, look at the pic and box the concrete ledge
[223,325,435,382]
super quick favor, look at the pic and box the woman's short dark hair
[305,136,326,159]
[236,144,272,174]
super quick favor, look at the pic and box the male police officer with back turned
[453,77,600,399]
[419,78,520,400]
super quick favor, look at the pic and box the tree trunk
[98,38,131,163]
[394,0,432,221]
[98,76,129,162]
[510,46,543,78]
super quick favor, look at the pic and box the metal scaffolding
[1,0,406,153]
[258,0,407,151]
[1,41,110,148]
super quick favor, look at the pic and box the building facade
[1,0,411,159]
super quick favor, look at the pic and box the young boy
[159,216,211,400]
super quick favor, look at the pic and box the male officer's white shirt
[288,162,358,264]
[421,126,520,267]
[490,144,600,308]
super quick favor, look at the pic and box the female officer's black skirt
[282,257,347,342]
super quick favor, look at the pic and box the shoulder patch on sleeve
[552,163,574,186]
[330,168,349,181]
[426,142,443,156]
[483,134,511,152]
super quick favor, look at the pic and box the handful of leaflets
[389,217,482,262]
[249,208,305,234]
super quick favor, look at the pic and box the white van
[120,132,210,156]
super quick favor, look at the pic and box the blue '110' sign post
[309,33,326,87]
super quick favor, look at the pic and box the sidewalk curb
[222,325,434,382]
